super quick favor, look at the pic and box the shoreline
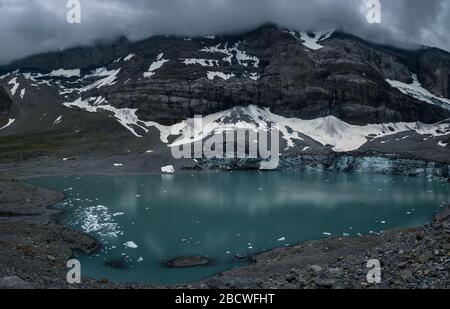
[0,155,449,289]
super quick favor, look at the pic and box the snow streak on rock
[144,53,169,78]
[386,74,450,110]
[207,71,235,80]
[8,77,20,95]
[201,42,260,67]
[0,119,15,130]
[168,105,450,152]
[285,30,334,50]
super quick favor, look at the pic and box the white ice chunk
[124,241,138,249]
[161,165,175,174]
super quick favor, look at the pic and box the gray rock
[0,276,34,289]
[47,255,56,262]
[315,278,335,289]
[167,256,209,268]
[310,265,324,273]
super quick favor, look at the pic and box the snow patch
[8,78,20,95]
[207,71,235,80]
[386,74,450,110]
[75,205,122,238]
[201,42,259,67]
[49,69,81,78]
[80,69,120,92]
[286,30,334,50]
[124,54,135,61]
[181,58,219,67]
[144,53,169,78]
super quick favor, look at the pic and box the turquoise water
[29,171,450,284]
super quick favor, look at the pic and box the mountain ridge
[0,25,449,163]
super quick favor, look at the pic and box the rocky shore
[0,166,449,289]
[190,206,450,289]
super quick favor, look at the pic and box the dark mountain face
[0,86,12,113]
[0,25,449,161]
[3,25,448,126]
[0,86,13,127]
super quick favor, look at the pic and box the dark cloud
[0,0,449,65]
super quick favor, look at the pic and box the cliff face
[0,86,12,118]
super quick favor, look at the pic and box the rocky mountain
[0,25,449,164]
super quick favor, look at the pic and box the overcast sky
[0,0,449,64]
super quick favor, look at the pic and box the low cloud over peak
[0,0,449,64]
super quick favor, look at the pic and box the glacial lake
[29,171,450,285]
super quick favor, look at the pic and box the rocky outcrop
[0,86,12,116]
[417,48,450,99]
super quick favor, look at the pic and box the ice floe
[20,88,25,99]
[80,68,121,92]
[161,165,175,174]
[124,241,138,249]
[73,205,122,239]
